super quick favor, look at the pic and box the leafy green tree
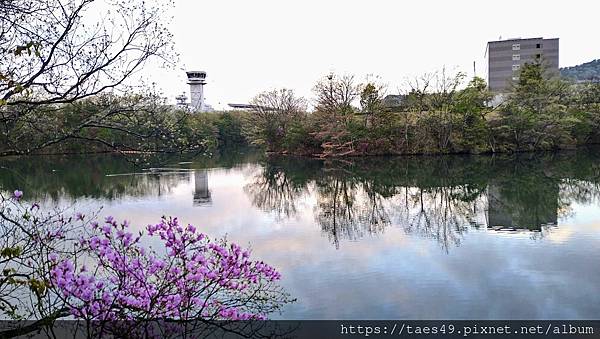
[410,69,466,152]
[451,77,492,152]
[494,61,575,151]
[359,82,385,127]
[244,89,307,152]
[568,82,600,144]
[214,111,248,148]
[0,93,220,156]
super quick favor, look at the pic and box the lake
[2,148,600,320]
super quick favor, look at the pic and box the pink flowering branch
[0,189,293,338]
[50,216,292,322]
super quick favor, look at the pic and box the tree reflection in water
[243,163,309,220]
[0,151,262,202]
[314,177,390,249]
[244,149,600,251]
[389,186,482,252]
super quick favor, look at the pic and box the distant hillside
[561,59,600,82]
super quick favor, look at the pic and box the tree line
[244,63,600,157]
[2,1,600,158]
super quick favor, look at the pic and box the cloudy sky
[152,0,599,109]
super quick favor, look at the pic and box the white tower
[186,71,207,111]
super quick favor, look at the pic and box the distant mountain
[561,59,600,82]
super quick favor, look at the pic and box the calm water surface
[2,149,600,319]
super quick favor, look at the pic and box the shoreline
[2,143,594,160]
[265,143,588,159]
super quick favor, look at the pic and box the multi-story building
[487,37,559,92]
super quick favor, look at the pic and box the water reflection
[243,163,306,219]
[487,183,558,232]
[391,186,475,252]
[3,149,600,319]
[314,176,390,249]
[243,150,600,250]
[0,151,260,201]
[2,149,600,252]
[193,170,212,205]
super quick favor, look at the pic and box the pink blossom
[13,190,23,200]
[50,216,285,321]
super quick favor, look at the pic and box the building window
[536,43,542,48]
[512,43,520,50]
[512,64,520,71]
[535,53,542,59]
[512,76,519,81]
[512,54,520,61]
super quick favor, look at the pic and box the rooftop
[487,37,558,44]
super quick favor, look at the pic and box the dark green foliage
[214,111,247,148]
[0,91,250,156]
